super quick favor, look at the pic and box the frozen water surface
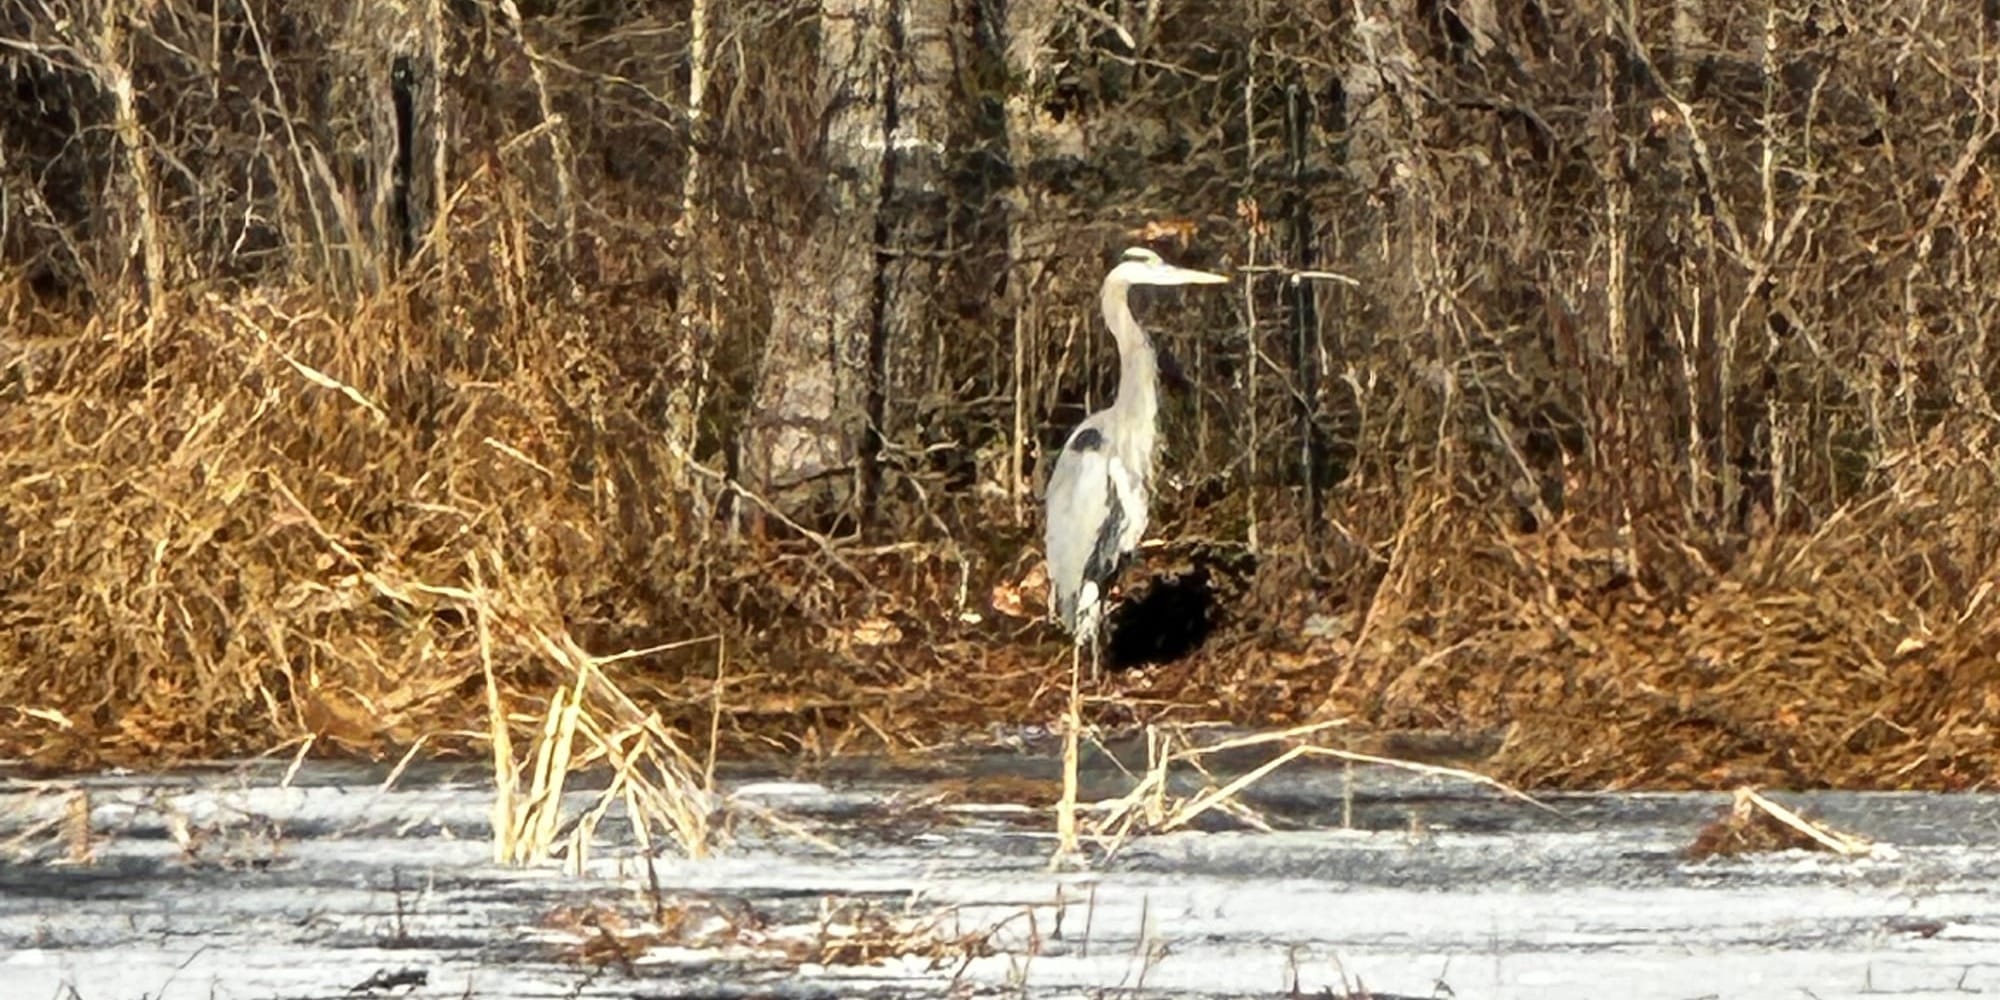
[6,739,2000,999]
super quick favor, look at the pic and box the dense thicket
[3,0,1998,788]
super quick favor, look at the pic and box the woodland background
[3,0,2000,791]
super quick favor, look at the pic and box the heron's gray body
[1043,248,1225,648]
[1044,397,1153,642]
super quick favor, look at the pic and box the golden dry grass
[1686,787,1880,860]
[0,272,719,856]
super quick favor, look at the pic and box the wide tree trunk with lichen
[740,0,960,526]
[739,0,890,525]
[870,0,958,510]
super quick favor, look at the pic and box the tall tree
[871,0,958,510]
[739,0,960,527]
[739,0,889,524]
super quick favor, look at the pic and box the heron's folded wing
[1043,436,1130,629]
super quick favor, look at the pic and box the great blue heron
[1043,247,1227,663]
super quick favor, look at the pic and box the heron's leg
[1054,640,1082,864]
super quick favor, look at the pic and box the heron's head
[1108,247,1229,288]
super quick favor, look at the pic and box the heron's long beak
[1167,265,1230,285]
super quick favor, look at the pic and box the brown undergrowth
[1307,426,2000,791]
[3,278,1998,794]
[2,287,646,761]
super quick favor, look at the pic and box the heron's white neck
[1100,276,1159,452]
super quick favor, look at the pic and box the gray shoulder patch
[1069,427,1105,452]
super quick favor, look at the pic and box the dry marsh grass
[1686,787,1882,860]
[539,894,995,974]
[1,280,719,856]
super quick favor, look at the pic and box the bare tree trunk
[91,1,167,318]
[739,0,892,524]
[1283,76,1325,541]
[496,0,575,282]
[999,0,1072,521]
[424,0,453,303]
[1592,2,1638,565]
[664,0,715,510]
[870,0,958,511]
[741,0,965,528]
[326,2,429,291]
[1345,0,1439,443]
[1332,0,1442,687]
[1665,0,1727,524]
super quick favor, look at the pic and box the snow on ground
[6,753,2000,999]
